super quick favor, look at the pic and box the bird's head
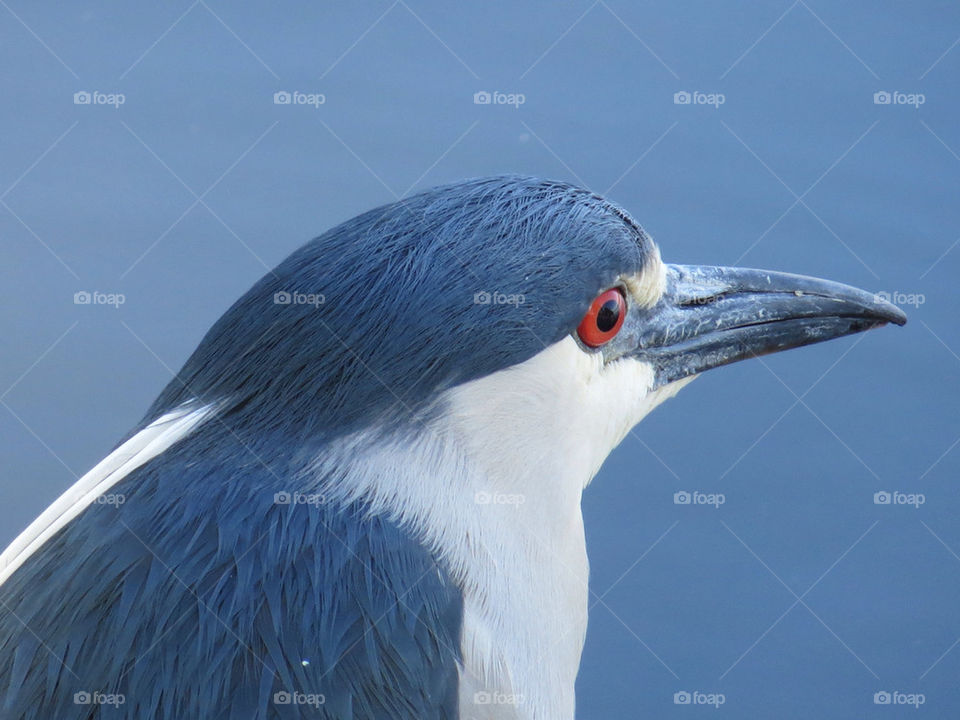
[137,175,906,710]
[149,174,904,490]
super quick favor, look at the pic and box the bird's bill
[633,264,907,387]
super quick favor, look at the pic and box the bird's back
[0,416,463,719]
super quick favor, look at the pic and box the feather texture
[0,175,657,718]
[0,418,462,719]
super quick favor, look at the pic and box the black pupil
[596,297,620,332]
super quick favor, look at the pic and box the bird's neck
[314,337,693,720]
[314,426,588,720]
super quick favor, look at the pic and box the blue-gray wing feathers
[0,429,462,719]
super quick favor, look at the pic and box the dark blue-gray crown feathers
[149,175,651,440]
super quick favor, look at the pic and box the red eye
[577,288,626,348]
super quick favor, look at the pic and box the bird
[0,175,905,719]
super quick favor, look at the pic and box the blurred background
[1,2,958,717]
